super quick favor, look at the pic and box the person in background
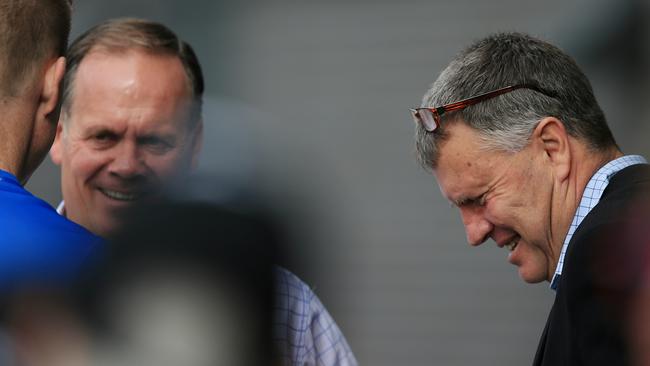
[50,18,357,366]
[49,18,204,237]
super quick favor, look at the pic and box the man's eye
[93,132,117,143]
[456,194,487,208]
[478,194,487,206]
[141,138,172,153]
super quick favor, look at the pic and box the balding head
[61,18,204,125]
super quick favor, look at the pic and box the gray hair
[415,32,617,170]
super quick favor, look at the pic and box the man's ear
[49,121,64,166]
[531,117,571,182]
[38,56,66,125]
[190,118,203,171]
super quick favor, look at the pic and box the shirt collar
[550,155,648,290]
[56,200,66,216]
[0,169,20,186]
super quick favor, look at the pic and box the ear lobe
[40,56,66,123]
[190,119,203,171]
[533,117,571,181]
[49,122,64,165]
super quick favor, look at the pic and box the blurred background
[28,0,650,364]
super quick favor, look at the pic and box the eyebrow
[82,125,119,136]
[138,131,175,140]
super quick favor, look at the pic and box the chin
[94,217,126,238]
[518,267,547,284]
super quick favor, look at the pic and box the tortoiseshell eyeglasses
[410,84,558,133]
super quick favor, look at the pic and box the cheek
[65,146,112,181]
[483,197,526,229]
[144,149,192,177]
[483,200,512,225]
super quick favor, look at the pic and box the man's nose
[459,206,492,246]
[109,142,144,178]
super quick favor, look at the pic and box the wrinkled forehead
[433,156,480,204]
[431,123,495,200]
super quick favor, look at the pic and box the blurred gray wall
[27,0,650,365]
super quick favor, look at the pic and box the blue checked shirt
[274,267,358,366]
[550,155,648,290]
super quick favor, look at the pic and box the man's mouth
[504,237,520,252]
[99,188,142,202]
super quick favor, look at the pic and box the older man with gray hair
[411,32,649,365]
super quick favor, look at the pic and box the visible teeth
[100,189,139,201]
[505,239,519,252]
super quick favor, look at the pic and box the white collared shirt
[56,201,65,216]
[550,155,648,289]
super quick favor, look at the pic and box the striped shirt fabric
[274,267,358,366]
[550,155,648,290]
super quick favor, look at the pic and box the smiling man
[50,18,204,237]
[411,33,649,365]
[50,18,357,366]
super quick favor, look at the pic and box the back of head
[0,0,71,98]
[62,17,204,123]
[415,32,618,169]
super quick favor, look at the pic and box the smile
[99,188,142,202]
[504,237,519,252]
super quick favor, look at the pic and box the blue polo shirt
[0,169,102,289]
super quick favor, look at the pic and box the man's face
[50,50,202,237]
[433,122,559,283]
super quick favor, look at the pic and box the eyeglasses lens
[419,109,437,132]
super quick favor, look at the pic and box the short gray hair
[415,32,617,170]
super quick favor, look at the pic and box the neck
[546,144,622,280]
[0,97,38,183]
[574,147,623,198]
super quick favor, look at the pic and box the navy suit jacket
[533,164,650,365]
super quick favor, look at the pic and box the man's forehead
[435,124,484,169]
[432,124,494,200]
[75,49,190,96]
[433,164,479,204]
[67,50,193,119]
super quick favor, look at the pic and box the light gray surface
[28,1,649,365]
